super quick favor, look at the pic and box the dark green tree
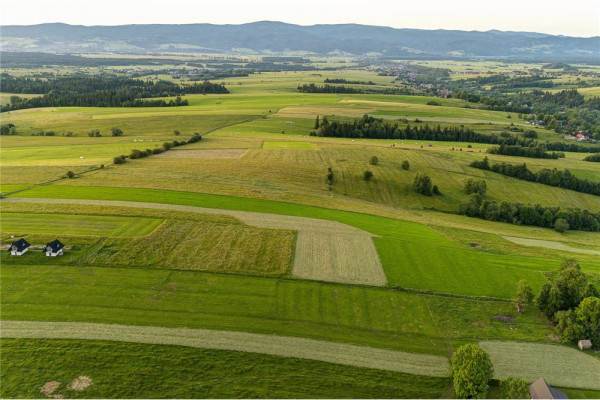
[502,377,530,399]
[414,173,433,196]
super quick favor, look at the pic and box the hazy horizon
[2,0,599,38]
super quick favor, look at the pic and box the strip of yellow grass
[2,320,450,377]
[501,236,600,256]
[479,340,600,390]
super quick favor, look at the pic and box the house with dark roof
[45,239,65,257]
[9,238,30,256]
[530,377,568,399]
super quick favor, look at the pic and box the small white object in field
[79,156,84,159]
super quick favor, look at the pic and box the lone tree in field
[173,130,181,136]
[514,280,534,313]
[66,170,75,179]
[451,344,494,399]
[414,172,433,196]
[111,127,124,137]
[502,377,530,399]
[363,170,373,181]
[314,115,320,129]
[369,156,379,165]
[401,160,410,170]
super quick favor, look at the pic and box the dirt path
[4,198,387,286]
[2,320,449,377]
[501,235,600,256]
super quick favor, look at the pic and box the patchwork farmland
[1,54,600,399]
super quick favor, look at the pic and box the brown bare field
[5,198,386,285]
[154,149,247,159]
[3,320,450,377]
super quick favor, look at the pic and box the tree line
[311,114,531,145]
[323,78,375,85]
[470,157,600,196]
[487,143,564,159]
[584,154,600,162]
[0,74,228,112]
[458,194,600,232]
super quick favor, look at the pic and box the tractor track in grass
[1,320,449,377]
[3,197,387,286]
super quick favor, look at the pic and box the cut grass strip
[479,340,600,390]
[2,320,450,377]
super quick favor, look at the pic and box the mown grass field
[0,338,453,399]
[1,212,163,237]
[6,186,599,298]
[0,264,553,357]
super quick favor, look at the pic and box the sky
[1,0,599,37]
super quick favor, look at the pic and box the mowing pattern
[479,340,600,390]
[294,231,386,285]
[2,320,450,377]
[501,236,600,256]
[6,198,386,286]
[154,149,247,159]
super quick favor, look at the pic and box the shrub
[113,155,126,164]
[152,148,164,154]
[464,179,487,196]
[369,156,379,165]
[111,127,124,137]
[66,171,75,179]
[502,377,530,399]
[401,160,410,170]
[174,130,181,136]
[554,218,569,233]
[451,344,494,399]
[326,167,334,184]
[363,170,373,181]
[88,129,101,137]
[163,142,173,151]
[414,173,433,196]
[432,185,440,195]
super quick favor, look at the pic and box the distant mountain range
[2,22,599,60]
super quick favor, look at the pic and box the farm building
[578,339,592,350]
[45,239,65,257]
[9,238,30,256]
[530,377,568,399]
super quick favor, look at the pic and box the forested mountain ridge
[2,21,599,59]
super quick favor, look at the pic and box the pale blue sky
[2,0,599,37]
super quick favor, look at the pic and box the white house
[9,238,30,256]
[45,239,65,257]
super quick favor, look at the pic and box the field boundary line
[1,320,450,377]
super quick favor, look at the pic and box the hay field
[1,339,452,399]
[479,341,600,390]
[154,149,247,159]
[1,212,163,238]
[293,231,386,286]
[2,320,450,377]
[4,197,385,285]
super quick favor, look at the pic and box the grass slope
[0,338,452,399]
